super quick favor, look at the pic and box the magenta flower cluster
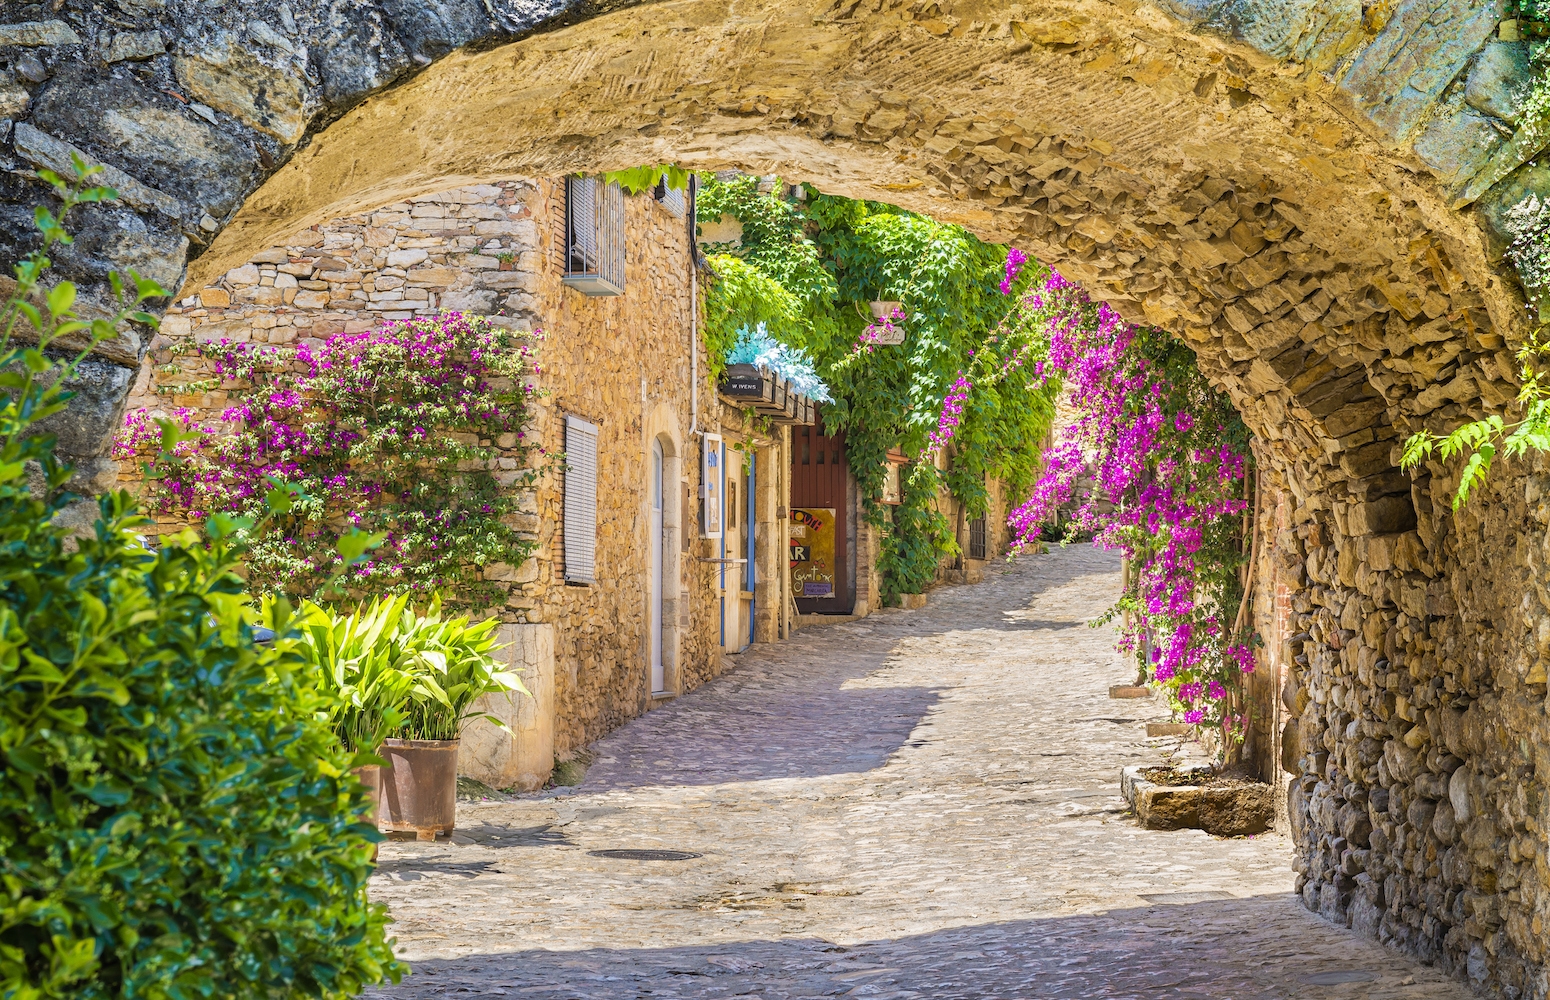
[999,247,1028,295]
[929,373,972,451]
[995,269,1256,733]
[117,312,543,601]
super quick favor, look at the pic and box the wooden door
[790,413,850,614]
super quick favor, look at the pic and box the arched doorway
[650,435,666,693]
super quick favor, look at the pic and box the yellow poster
[790,508,836,598]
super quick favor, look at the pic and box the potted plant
[379,598,525,841]
[289,595,423,832]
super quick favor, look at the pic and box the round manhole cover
[588,849,703,861]
[1297,971,1377,985]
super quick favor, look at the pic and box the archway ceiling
[4,0,1533,506]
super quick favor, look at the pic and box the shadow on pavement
[577,554,1119,792]
[362,894,1454,1000]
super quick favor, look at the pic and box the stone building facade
[119,177,807,786]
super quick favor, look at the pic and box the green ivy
[695,175,1055,599]
[601,165,690,196]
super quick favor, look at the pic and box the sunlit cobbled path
[363,547,1470,1000]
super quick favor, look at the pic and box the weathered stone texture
[1239,457,1550,998]
[121,180,725,761]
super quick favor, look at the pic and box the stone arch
[14,0,1528,515]
[8,0,1550,991]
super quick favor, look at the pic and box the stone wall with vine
[118,179,725,756]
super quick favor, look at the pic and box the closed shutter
[567,176,599,272]
[563,415,599,584]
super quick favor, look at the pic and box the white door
[650,439,665,692]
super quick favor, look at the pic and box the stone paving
[364,547,1474,1000]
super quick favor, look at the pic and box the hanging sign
[701,433,723,538]
[868,300,906,345]
[881,462,902,505]
[790,507,836,598]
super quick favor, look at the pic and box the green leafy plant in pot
[380,597,524,840]
[284,594,425,829]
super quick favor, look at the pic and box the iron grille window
[968,515,987,560]
[563,176,625,296]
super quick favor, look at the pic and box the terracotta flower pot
[353,764,382,862]
[380,738,460,841]
[353,764,382,827]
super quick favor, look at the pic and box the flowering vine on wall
[932,258,1258,745]
[116,312,548,605]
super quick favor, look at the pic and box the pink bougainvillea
[116,312,548,603]
[926,262,1257,737]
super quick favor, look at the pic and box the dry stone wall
[1238,457,1550,998]
[120,178,724,761]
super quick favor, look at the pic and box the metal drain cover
[588,849,702,861]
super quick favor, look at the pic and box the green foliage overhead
[601,164,690,195]
[1,164,401,999]
[700,254,806,381]
[696,174,1055,599]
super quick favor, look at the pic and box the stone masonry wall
[120,178,724,760]
[1237,458,1550,998]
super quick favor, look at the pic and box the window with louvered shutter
[563,176,625,296]
[563,415,599,584]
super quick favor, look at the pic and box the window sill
[562,273,624,297]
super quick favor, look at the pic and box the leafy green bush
[1,163,402,998]
[288,593,521,747]
[392,599,520,742]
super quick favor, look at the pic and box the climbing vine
[696,175,1056,601]
[1004,271,1257,740]
[116,312,547,604]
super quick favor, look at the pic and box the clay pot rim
[381,738,461,749]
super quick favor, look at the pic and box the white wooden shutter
[567,176,599,272]
[563,415,598,584]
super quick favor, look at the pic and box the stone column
[754,438,782,643]
[459,622,555,792]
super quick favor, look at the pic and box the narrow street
[364,547,1469,1000]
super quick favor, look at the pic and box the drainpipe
[687,173,702,442]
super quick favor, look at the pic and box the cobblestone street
[364,547,1471,1000]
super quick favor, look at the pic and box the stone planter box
[898,593,928,610]
[1145,722,1193,737]
[1121,764,1275,836]
[1109,684,1151,699]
